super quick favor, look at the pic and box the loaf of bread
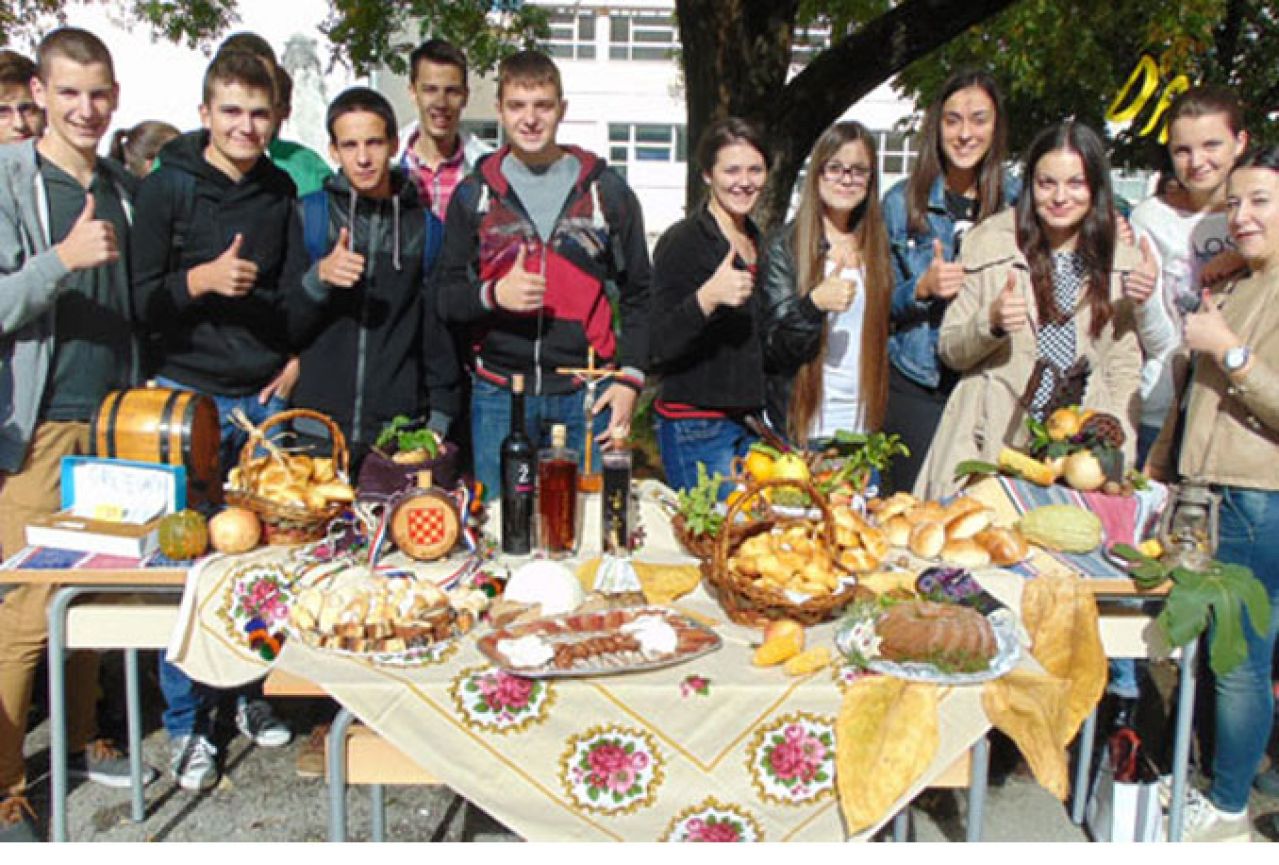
[908,520,945,559]
[941,537,992,568]
[974,527,1029,566]
[876,600,997,668]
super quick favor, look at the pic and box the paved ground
[11,653,1279,843]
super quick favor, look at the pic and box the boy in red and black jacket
[435,50,651,498]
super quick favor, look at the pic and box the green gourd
[158,509,209,560]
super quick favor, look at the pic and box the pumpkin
[208,507,261,554]
[158,509,209,560]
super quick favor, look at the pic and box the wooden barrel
[89,386,223,506]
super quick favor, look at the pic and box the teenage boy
[0,28,153,841]
[0,50,44,144]
[1127,86,1249,463]
[398,38,490,220]
[292,87,460,467]
[131,49,314,790]
[436,50,651,498]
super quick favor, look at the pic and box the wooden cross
[556,347,616,484]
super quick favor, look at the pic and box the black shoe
[1109,696,1139,731]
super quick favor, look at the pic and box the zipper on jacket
[351,205,376,442]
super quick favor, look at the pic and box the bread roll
[975,527,1029,566]
[871,492,916,522]
[840,547,879,573]
[857,525,889,560]
[882,515,912,548]
[946,508,993,540]
[943,496,985,521]
[908,520,945,559]
[941,538,992,568]
[904,501,947,525]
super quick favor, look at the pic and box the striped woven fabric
[963,476,1169,580]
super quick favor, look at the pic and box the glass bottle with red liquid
[537,423,578,556]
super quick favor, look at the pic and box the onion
[208,507,262,554]
[1062,450,1106,492]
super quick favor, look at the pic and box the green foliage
[321,0,548,76]
[953,459,1000,482]
[675,463,726,538]
[1110,543,1272,675]
[374,415,440,458]
[824,430,909,490]
[892,0,1273,165]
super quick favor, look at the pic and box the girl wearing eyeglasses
[760,121,891,448]
[881,70,1018,492]
[915,121,1147,498]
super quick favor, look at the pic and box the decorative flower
[661,799,762,842]
[477,671,535,712]
[560,726,663,815]
[680,674,711,698]
[767,724,826,783]
[746,712,836,806]
[684,817,742,842]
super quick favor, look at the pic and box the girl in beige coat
[916,122,1154,498]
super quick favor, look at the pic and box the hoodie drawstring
[392,194,401,271]
[346,186,358,256]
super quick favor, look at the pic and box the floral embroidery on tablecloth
[218,562,295,661]
[746,711,836,806]
[449,664,554,733]
[661,797,763,842]
[559,725,664,816]
[680,674,711,698]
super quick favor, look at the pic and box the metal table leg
[1071,708,1098,825]
[370,785,386,841]
[1167,638,1199,842]
[48,585,180,842]
[328,707,357,842]
[967,736,990,842]
[125,647,146,822]
[892,807,910,841]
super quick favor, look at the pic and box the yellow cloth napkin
[982,669,1072,800]
[1020,573,1108,744]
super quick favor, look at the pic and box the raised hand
[188,233,258,298]
[318,227,365,288]
[55,193,118,271]
[1184,289,1241,365]
[915,237,965,301]
[494,243,547,313]
[989,270,1028,334]
[697,246,753,315]
[1122,235,1159,303]
[810,272,856,313]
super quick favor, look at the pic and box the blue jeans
[1136,422,1162,469]
[159,657,217,739]
[470,376,609,502]
[153,376,287,481]
[1209,486,1279,812]
[656,415,755,493]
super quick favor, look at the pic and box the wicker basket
[706,478,869,627]
[225,408,350,545]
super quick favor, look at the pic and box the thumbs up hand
[1184,289,1242,365]
[55,193,118,271]
[318,226,366,288]
[1122,235,1159,303]
[494,242,547,313]
[188,233,259,298]
[915,236,965,301]
[697,245,754,315]
[989,270,1028,334]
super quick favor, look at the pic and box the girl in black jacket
[649,118,769,491]
[760,121,892,446]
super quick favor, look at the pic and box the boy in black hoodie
[291,87,460,469]
[130,49,308,791]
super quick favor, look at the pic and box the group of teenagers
[0,21,1278,845]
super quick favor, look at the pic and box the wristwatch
[1223,345,1251,374]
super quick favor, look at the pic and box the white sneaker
[235,699,292,748]
[169,735,219,792]
[1167,787,1251,842]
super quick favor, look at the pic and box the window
[547,9,596,60]
[792,20,832,65]
[607,123,687,178]
[878,131,917,177]
[460,120,502,150]
[609,11,678,61]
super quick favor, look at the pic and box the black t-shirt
[944,188,979,257]
[40,157,133,421]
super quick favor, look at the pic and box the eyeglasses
[820,161,872,183]
[0,102,41,123]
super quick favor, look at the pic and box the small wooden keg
[390,471,460,561]
[89,385,222,506]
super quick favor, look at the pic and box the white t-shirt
[810,263,867,440]
[1129,196,1234,428]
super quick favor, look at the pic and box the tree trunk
[677,0,1021,231]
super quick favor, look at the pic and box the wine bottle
[538,423,579,556]
[500,374,534,554]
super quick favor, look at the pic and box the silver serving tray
[478,606,722,678]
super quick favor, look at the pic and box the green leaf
[953,460,999,480]
[1222,563,1272,640]
[1109,543,1150,564]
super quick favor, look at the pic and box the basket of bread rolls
[226,408,355,544]
[708,478,873,628]
[869,492,1029,568]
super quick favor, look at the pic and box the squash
[1018,505,1102,553]
[997,447,1056,486]
[158,509,209,560]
